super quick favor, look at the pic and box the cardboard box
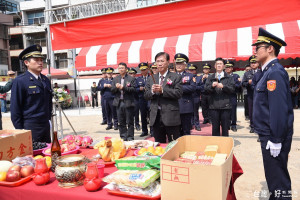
[161,135,234,200]
[0,130,32,161]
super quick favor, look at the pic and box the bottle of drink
[51,131,61,172]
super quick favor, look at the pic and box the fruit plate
[42,145,80,156]
[33,144,51,156]
[96,149,132,166]
[0,175,33,187]
[105,188,161,200]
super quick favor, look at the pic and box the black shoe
[231,126,237,132]
[136,126,141,131]
[203,119,208,124]
[257,138,260,142]
[190,125,194,130]
[114,126,118,130]
[140,132,148,137]
[245,117,250,120]
[106,126,112,130]
[250,128,254,133]
[196,127,201,131]
[101,122,107,125]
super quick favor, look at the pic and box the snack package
[104,181,161,197]
[103,169,160,188]
[115,156,161,170]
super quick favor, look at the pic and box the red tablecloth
[0,147,243,200]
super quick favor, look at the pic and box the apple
[8,165,21,172]
[20,165,34,178]
[6,170,21,182]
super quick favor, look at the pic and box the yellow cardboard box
[0,130,32,161]
[161,135,234,200]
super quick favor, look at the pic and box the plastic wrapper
[103,169,160,189]
[115,156,160,170]
[104,181,161,197]
[12,156,35,167]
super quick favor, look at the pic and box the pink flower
[167,78,173,85]
[126,82,131,87]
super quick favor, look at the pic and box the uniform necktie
[218,74,221,80]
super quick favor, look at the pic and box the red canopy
[42,67,71,79]
[49,0,300,71]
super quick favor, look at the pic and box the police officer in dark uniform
[128,68,141,131]
[174,53,196,136]
[150,63,158,75]
[98,68,108,125]
[199,63,212,124]
[136,63,150,137]
[252,28,293,200]
[100,67,118,130]
[188,64,201,131]
[225,60,241,132]
[242,55,261,133]
[11,45,52,143]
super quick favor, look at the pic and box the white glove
[266,140,282,157]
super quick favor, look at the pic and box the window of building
[27,32,46,47]
[55,53,68,69]
[137,0,157,7]
[0,0,18,13]
[27,11,45,25]
[0,49,8,65]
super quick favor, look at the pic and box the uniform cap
[101,68,107,73]
[187,63,197,70]
[138,62,148,70]
[106,67,114,73]
[174,53,189,63]
[249,55,257,63]
[252,27,287,51]
[150,63,157,69]
[128,67,137,74]
[225,60,234,67]
[202,63,211,69]
[19,44,43,60]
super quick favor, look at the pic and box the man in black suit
[111,63,136,141]
[144,52,182,143]
[204,57,235,137]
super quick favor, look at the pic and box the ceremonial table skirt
[0,146,243,200]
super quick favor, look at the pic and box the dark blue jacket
[99,78,115,99]
[178,71,195,114]
[229,73,242,94]
[242,69,262,98]
[97,78,107,95]
[253,59,294,143]
[192,74,201,103]
[10,71,52,129]
[135,75,149,100]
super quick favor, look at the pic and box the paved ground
[2,107,299,199]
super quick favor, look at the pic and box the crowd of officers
[95,53,262,140]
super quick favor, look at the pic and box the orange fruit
[0,172,7,181]
[45,156,52,168]
[34,155,43,160]
[138,148,147,155]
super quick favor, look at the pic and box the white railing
[44,0,182,25]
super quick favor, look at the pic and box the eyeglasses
[255,45,269,52]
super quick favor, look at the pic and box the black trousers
[248,96,254,128]
[180,113,192,136]
[244,95,249,117]
[259,134,292,200]
[192,100,201,128]
[101,96,107,123]
[139,99,149,134]
[92,94,98,108]
[210,109,231,137]
[230,95,237,126]
[201,94,210,121]
[24,121,51,143]
[134,99,140,127]
[105,98,118,127]
[116,101,134,141]
[153,110,180,143]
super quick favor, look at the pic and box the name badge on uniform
[267,80,276,91]
[29,86,37,88]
